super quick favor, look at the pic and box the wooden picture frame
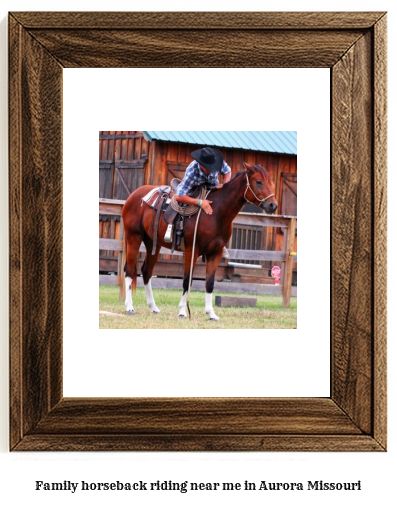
[9,11,387,451]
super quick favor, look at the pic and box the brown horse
[122,162,278,320]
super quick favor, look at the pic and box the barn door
[99,160,146,200]
[99,131,148,200]
[99,131,148,273]
[113,160,145,200]
[99,162,113,198]
[281,173,297,215]
[166,161,189,185]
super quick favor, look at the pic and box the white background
[63,68,330,398]
[0,1,395,507]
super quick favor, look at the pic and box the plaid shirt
[175,160,232,196]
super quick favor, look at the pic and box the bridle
[244,171,275,207]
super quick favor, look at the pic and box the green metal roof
[143,131,297,155]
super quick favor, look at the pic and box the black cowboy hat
[190,146,224,173]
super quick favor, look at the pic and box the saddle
[141,179,190,254]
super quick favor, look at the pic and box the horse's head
[243,162,278,214]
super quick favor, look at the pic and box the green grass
[99,285,297,330]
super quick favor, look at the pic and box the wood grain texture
[14,435,382,453]
[9,15,64,448]
[373,14,387,450]
[28,29,363,68]
[21,26,64,430]
[9,15,23,450]
[31,398,363,435]
[9,11,387,452]
[332,32,373,434]
[11,11,386,29]
[14,398,383,452]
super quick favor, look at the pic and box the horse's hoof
[207,311,219,321]
[178,314,186,319]
[152,310,160,314]
[209,314,220,321]
[126,310,135,315]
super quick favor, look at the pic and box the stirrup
[164,224,173,243]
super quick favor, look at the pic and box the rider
[175,146,232,257]
[175,146,232,213]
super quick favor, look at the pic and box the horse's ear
[244,162,254,172]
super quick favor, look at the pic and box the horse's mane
[229,165,271,184]
[231,170,246,180]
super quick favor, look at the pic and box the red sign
[271,266,281,279]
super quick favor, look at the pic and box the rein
[244,171,274,206]
[186,189,211,319]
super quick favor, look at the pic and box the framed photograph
[9,11,387,451]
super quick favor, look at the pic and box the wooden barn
[99,131,297,286]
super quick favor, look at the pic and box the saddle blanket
[141,187,171,208]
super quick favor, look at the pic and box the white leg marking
[145,279,160,313]
[178,293,187,318]
[205,292,219,321]
[125,276,134,314]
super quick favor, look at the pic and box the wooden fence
[99,198,297,307]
